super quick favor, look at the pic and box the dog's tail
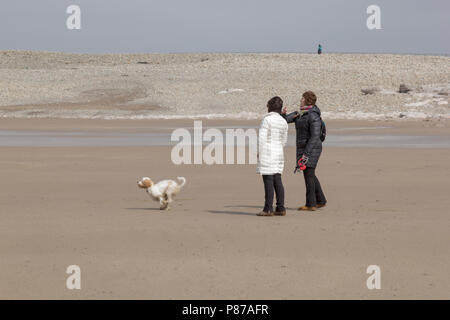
[177,177,186,188]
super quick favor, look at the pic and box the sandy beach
[1,51,449,120]
[0,51,449,299]
[0,118,449,299]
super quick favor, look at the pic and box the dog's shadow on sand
[126,207,162,212]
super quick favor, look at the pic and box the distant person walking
[257,97,289,216]
[282,91,327,211]
[318,44,322,55]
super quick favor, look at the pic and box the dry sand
[0,51,448,120]
[0,118,449,299]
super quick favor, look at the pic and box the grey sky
[1,0,449,54]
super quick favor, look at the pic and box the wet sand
[0,118,449,299]
[0,118,449,148]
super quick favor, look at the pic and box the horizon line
[1,49,449,57]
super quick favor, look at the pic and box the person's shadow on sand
[208,205,262,216]
[209,205,297,216]
[128,206,258,216]
[208,210,256,216]
[127,205,296,215]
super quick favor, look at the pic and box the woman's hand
[281,107,287,115]
[300,155,309,165]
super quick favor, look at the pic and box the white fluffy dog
[137,177,186,210]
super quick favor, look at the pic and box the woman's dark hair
[267,96,283,114]
[302,91,317,106]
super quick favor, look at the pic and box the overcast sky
[1,0,449,54]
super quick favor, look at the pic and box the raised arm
[282,111,299,124]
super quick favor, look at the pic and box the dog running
[137,177,186,210]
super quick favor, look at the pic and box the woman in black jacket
[283,91,327,211]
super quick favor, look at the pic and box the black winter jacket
[284,105,323,168]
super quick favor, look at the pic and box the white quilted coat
[257,112,289,175]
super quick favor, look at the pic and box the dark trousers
[262,174,285,212]
[303,167,327,207]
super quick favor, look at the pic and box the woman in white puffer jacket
[257,96,289,216]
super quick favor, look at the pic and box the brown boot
[257,210,274,216]
[274,209,286,216]
[298,206,317,211]
[317,204,327,209]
